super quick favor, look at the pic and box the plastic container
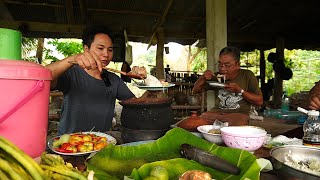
[0,59,52,158]
[263,109,282,118]
[281,91,290,112]
[277,111,303,121]
[220,126,267,152]
[302,109,320,147]
[0,28,22,60]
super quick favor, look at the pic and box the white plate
[47,132,117,156]
[135,83,175,91]
[208,81,225,88]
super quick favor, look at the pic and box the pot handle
[0,80,44,124]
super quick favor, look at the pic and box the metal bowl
[270,145,320,180]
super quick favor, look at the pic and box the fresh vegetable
[143,176,159,180]
[149,166,169,180]
[86,128,261,180]
[40,152,93,180]
[52,134,71,148]
[0,136,44,180]
[53,132,109,153]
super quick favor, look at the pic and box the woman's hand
[72,49,103,72]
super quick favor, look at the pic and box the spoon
[67,60,145,79]
[104,67,145,80]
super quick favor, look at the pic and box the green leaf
[86,128,260,180]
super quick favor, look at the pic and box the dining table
[46,114,303,180]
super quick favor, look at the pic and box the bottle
[303,109,320,147]
[281,91,290,113]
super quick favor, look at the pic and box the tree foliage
[47,39,83,57]
[21,37,37,61]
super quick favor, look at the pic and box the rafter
[79,0,87,24]
[147,0,174,49]
[0,0,14,21]
[65,0,75,24]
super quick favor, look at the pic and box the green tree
[47,39,83,57]
[21,37,37,61]
[190,47,207,72]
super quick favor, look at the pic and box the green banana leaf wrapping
[86,128,261,180]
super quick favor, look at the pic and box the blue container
[297,115,308,125]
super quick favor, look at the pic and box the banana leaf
[86,128,261,180]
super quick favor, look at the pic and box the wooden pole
[259,49,266,92]
[206,0,227,110]
[273,37,285,108]
[155,27,165,79]
[36,38,44,64]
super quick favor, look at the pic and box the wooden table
[249,116,302,137]
[50,116,302,179]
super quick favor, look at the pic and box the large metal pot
[119,97,174,130]
[121,127,169,143]
[270,145,320,180]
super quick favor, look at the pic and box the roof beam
[0,20,83,37]
[79,0,87,24]
[0,0,14,21]
[147,0,174,49]
[65,0,75,24]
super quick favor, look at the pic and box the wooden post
[273,37,285,108]
[155,27,165,79]
[36,38,44,64]
[206,0,227,110]
[259,49,266,92]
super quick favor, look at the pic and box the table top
[249,116,302,137]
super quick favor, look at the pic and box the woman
[46,26,135,135]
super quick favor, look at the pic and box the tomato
[100,137,107,142]
[55,148,73,153]
[94,141,107,151]
[82,135,93,142]
[78,142,94,152]
[66,145,77,153]
[61,143,71,149]
[69,135,83,145]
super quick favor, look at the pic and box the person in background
[308,81,320,110]
[46,26,136,135]
[192,46,263,113]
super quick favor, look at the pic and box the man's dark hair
[81,26,113,48]
[219,46,241,62]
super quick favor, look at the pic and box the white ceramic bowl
[220,126,267,152]
[197,125,223,145]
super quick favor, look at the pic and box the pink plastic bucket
[0,59,52,158]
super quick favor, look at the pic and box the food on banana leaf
[179,170,212,180]
[86,127,261,180]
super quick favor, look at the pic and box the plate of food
[135,83,175,91]
[47,131,117,156]
[207,81,226,88]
